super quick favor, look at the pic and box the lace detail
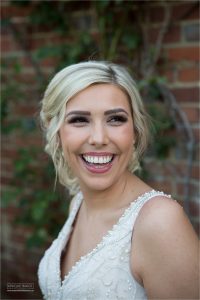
[38,190,171,300]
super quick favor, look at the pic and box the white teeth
[94,157,98,163]
[99,157,103,164]
[83,155,113,164]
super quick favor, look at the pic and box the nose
[88,122,109,147]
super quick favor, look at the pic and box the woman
[38,61,199,299]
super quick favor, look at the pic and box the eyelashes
[66,115,128,126]
[107,115,128,124]
[67,116,88,124]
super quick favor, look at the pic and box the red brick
[40,56,59,68]
[1,160,13,173]
[15,104,37,116]
[189,201,200,218]
[11,227,33,246]
[1,137,14,151]
[149,25,181,44]
[146,180,172,195]
[165,25,181,43]
[1,37,11,52]
[182,107,200,123]
[1,169,13,180]
[1,176,12,185]
[174,163,199,180]
[1,4,34,19]
[2,206,20,220]
[177,182,199,199]
[13,73,37,84]
[171,87,199,103]
[193,144,200,161]
[188,164,199,180]
[179,67,199,82]
[15,135,43,147]
[193,128,200,141]
[1,148,17,159]
[29,36,48,51]
[46,34,69,45]
[168,46,199,61]
[30,34,69,51]
[1,35,22,53]
[148,5,165,23]
[172,3,199,21]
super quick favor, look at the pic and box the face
[59,83,135,192]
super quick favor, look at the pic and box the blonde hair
[40,61,150,195]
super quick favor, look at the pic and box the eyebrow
[104,108,129,116]
[65,108,129,117]
[66,111,90,117]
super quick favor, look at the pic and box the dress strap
[128,190,172,231]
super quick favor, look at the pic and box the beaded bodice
[38,190,171,300]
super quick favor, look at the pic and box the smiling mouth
[81,154,115,165]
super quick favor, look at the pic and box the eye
[107,115,128,125]
[67,116,89,126]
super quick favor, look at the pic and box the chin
[80,178,115,192]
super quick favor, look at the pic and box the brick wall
[144,2,199,233]
[1,1,199,299]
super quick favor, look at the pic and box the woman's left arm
[131,197,199,299]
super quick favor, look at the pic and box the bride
[38,61,199,300]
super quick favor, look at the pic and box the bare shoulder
[131,195,199,298]
[134,195,198,259]
[135,195,192,235]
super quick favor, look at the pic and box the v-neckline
[58,189,158,289]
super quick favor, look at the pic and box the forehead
[65,84,132,112]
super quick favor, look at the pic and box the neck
[79,171,136,215]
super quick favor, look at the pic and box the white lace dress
[38,190,171,300]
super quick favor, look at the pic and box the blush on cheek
[119,126,134,143]
[63,148,76,173]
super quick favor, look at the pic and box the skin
[59,83,199,298]
[132,197,199,299]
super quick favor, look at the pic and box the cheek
[112,124,134,150]
[59,127,81,157]
[60,126,85,160]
